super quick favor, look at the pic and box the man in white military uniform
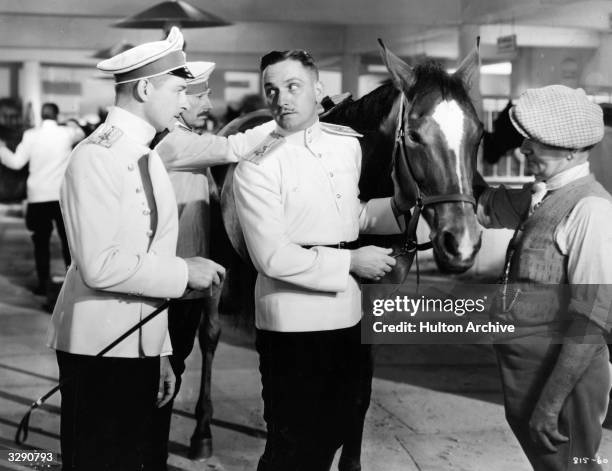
[232,50,403,471]
[153,61,221,467]
[49,28,225,471]
[149,49,409,470]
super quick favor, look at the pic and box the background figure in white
[0,102,84,294]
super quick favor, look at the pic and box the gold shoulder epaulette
[87,125,123,148]
[320,122,363,138]
[242,132,284,165]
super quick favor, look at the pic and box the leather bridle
[391,94,476,282]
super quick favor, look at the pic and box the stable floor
[0,208,610,471]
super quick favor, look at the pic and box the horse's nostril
[442,230,460,257]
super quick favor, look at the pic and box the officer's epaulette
[87,125,123,148]
[241,132,285,165]
[320,122,363,138]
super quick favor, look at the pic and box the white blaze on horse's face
[431,100,465,192]
[431,99,476,262]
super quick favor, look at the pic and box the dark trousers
[57,351,159,471]
[256,322,372,471]
[25,201,70,289]
[495,340,611,471]
[151,297,221,470]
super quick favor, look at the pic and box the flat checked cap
[97,26,192,84]
[186,61,215,95]
[509,84,603,150]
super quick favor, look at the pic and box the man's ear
[134,79,150,102]
[314,80,324,104]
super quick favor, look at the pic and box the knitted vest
[495,174,612,327]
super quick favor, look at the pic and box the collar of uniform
[275,119,322,147]
[105,106,156,147]
[542,162,590,191]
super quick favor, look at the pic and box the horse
[205,40,484,470]
[216,41,483,277]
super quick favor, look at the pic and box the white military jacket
[155,122,212,300]
[48,107,189,357]
[232,119,401,332]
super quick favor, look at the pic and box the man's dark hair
[41,102,59,120]
[260,50,319,78]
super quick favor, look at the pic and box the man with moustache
[232,50,405,471]
[48,29,225,471]
[156,49,410,470]
[153,61,222,466]
[476,85,612,470]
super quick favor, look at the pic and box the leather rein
[391,94,476,284]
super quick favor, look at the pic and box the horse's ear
[453,37,480,90]
[378,38,414,92]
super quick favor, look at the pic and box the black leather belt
[301,240,360,250]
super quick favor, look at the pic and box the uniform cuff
[311,246,352,292]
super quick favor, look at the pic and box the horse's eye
[408,130,422,144]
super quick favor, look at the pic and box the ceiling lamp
[112,0,232,29]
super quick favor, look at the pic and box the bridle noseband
[391,94,476,281]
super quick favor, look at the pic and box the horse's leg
[338,344,375,471]
[188,283,223,460]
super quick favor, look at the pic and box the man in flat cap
[49,28,225,471]
[476,84,612,469]
[152,61,221,467]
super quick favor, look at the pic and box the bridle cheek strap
[391,94,476,284]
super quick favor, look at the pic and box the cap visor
[170,66,193,79]
[508,108,530,140]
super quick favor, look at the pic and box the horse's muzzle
[433,227,482,274]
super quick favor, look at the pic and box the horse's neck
[358,135,396,200]
[321,84,403,200]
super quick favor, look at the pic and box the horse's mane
[322,59,470,132]
[409,60,470,101]
[322,81,397,132]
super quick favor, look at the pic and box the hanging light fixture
[112,0,232,30]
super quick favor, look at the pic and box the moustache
[276,108,297,115]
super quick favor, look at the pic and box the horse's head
[379,40,483,273]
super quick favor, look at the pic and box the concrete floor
[0,208,610,471]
